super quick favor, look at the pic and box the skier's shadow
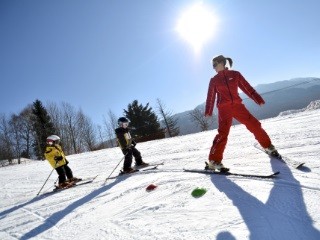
[211,159,320,240]
[0,188,56,220]
[19,177,126,240]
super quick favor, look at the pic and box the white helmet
[47,135,60,145]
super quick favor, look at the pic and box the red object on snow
[146,184,157,191]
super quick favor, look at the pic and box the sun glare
[176,3,218,53]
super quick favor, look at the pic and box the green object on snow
[191,187,207,198]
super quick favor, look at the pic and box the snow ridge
[279,99,320,116]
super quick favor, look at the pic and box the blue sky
[1,0,319,126]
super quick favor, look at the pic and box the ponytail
[212,55,233,69]
[225,57,233,68]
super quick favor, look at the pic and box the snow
[279,100,320,116]
[1,109,320,240]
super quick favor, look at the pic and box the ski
[183,168,280,179]
[41,176,98,196]
[52,179,92,192]
[254,143,305,169]
[106,164,160,180]
[134,161,164,170]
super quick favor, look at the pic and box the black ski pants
[122,147,143,170]
[55,163,73,184]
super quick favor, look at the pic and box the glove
[251,91,265,105]
[54,156,63,162]
[131,140,137,147]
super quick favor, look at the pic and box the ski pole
[36,160,59,196]
[53,177,59,186]
[36,168,55,196]
[104,154,126,184]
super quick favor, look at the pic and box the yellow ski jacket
[44,144,67,168]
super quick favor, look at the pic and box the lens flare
[176,3,219,53]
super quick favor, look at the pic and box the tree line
[0,98,215,166]
[2,98,209,165]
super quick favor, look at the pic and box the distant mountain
[279,100,320,116]
[171,77,320,135]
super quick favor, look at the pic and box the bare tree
[1,107,36,164]
[0,114,14,164]
[46,101,63,138]
[1,100,101,162]
[77,110,96,151]
[96,124,107,149]
[9,114,23,164]
[189,108,214,131]
[61,102,80,154]
[47,102,99,153]
[103,109,117,148]
[156,98,180,137]
[8,106,35,163]
[46,101,74,153]
[18,106,34,159]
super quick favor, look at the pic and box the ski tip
[296,163,305,169]
[273,171,280,176]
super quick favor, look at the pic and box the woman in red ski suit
[205,55,277,171]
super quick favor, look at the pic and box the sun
[176,3,218,53]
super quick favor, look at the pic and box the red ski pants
[209,103,271,162]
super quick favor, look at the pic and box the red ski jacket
[205,69,265,116]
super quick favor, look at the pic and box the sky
[1,0,320,126]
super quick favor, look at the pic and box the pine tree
[124,100,165,142]
[31,99,56,159]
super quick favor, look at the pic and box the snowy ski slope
[1,109,320,240]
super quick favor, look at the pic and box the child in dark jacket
[115,117,148,173]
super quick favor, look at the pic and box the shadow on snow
[212,158,320,240]
[19,178,126,240]
[0,190,55,220]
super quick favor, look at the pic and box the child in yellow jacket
[44,135,80,188]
